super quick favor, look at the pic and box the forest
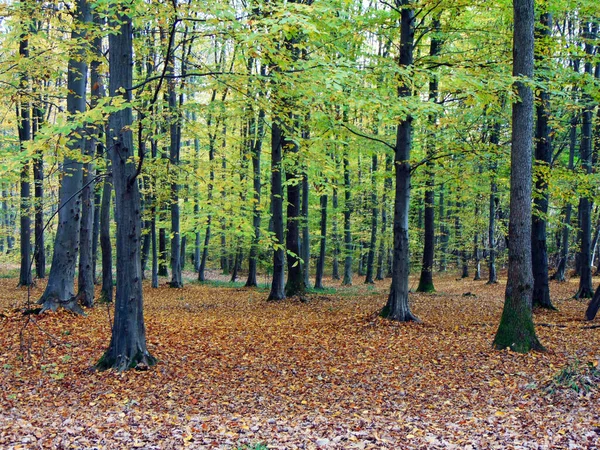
[0,0,599,447]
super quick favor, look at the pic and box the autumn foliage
[0,274,599,448]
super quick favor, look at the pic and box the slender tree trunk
[17,29,32,287]
[301,165,310,288]
[314,189,327,290]
[342,148,352,286]
[376,153,392,280]
[493,0,543,352]
[381,2,418,322]
[438,185,448,272]
[417,23,440,291]
[365,154,378,284]
[198,118,216,282]
[33,95,45,279]
[487,116,500,284]
[331,164,340,280]
[168,61,183,288]
[38,0,89,312]
[531,12,555,309]
[77,22,105,307]
[96,8,155,371]
[245,106,264,287]
[100,160,113,302]
[575,23,596,299]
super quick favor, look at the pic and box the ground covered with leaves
[0,271,599,449]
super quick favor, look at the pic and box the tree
[493,0,543,352]
[16,18,32,287]
[38,0,89,313]
[574,22,596,300]
[531,11,555,310]
[380,0,418,322]
[96,4,155,371]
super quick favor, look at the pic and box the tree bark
[33,89,45,279]
[493,0,543,352]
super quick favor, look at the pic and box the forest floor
[0,269,599,449]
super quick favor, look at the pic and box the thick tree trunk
[38,0,89,312]
[365,154,378,284]
[268,121,286,300]
[314,191,327,290]
[96,10,155,371]
[493,0,543,352]
[531,12,555,309]
[285,144,306,297]
[381,2,418,322]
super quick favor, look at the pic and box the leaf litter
[0,273,599,449]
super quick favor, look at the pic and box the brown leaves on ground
[0,273,599,449]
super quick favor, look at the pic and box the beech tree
[493,0,542,352]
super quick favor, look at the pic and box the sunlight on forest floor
[0,271,599,448]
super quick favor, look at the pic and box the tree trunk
[77,22,105,307]
[531,12,555,309]
[438,185,448,272]
[376,153,392,280]
[331,166,340,280]
[38,0,89,313]
[96,9,155,371]
[301,165,310,289]
[268,121,286,300]
[17,29,32,287]
[342,149,352,286]
[33,93,45,279]
[365,153,378,284]
[493,0,543,352]
[245,87,265,287]
[100,161,113,302]
[198,115,216,282]
[487,115,500,284]
[158,227,168,277]
[168,66,183,288]
[314,190,327,290]
[381,2,418,322]
[575,23,595,299]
